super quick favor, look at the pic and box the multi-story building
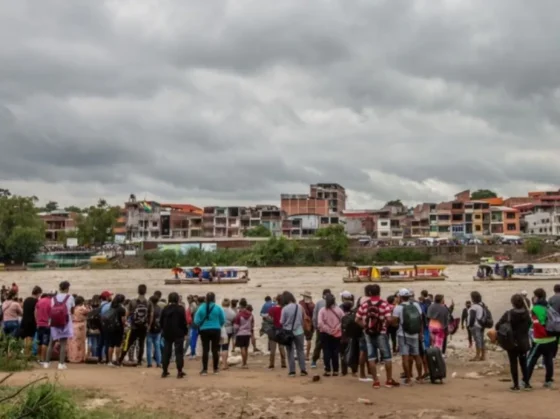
[39,210,78,242]
[409,203,434,238]
[309,183,347,215]
[280,194,328,217]
[203,205,284,238]
[281,183,347,217]
[125,199,163,241]
[282,214,340,238]
[525,210,560,236]
[341,210,377,236]
[489,206,521,236]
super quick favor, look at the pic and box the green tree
[0,188,11,197]
[5,227,45,263]
[64,206,82,213]
[524,237,544,255]
[243,224,272,238]
[76,199,120,246]
[315,224,349,261]
[386,199,404,207]
[0,194,45,263]
[45,201,58,212]
[470,189,498,200]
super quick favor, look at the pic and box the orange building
[490,206,520,235]
[280,194,328,216]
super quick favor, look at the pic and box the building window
[380,221,388,227]
[475,225,481,232]
[474,214,481,220]
[380,232,389,237]
[152,221,158,227]
[506,213,516,219]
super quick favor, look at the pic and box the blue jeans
[189,327,199,356]
[96,332,108,361]
[146,333,162,366]
[365,333,392,362]
[88,335,100,357]
[3,320,19,337]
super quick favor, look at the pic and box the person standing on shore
[194,292,225,375]
[299,291,315,361]
[160,292,188,378]
[281,291,308,377]
[311,289,330,369]
[44,281,75,370]
[318,293,344,377]
[21,286,42,356]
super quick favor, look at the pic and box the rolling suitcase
[426,347,446,384]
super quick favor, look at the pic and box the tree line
[0,189,120,264]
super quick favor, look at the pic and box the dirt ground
[2,351,557,419]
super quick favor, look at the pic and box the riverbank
[2,349,557,419]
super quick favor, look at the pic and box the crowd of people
[1,280,560,391]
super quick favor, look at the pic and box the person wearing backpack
[391,288,423,385]
[103,294,127,366]
[86,295,102,360]
[526,288,556,388]
[119,284,153,365]
[146,295,163,368]
[44,281,75,370]
[495,294,531,392]
[355,284,400,388]
[468,291,492,362]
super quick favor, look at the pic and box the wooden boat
[343,264,447,283]
[165,266,250,285]
[473,263,560,281]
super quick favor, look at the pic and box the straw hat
[301,291,312,298]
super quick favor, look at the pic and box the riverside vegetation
[144,225,433,268]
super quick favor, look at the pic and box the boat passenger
[209,264,217,282]
[193,264,202,281]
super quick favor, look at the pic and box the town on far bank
[2,184,560,271]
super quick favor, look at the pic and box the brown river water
[2,265,558,349]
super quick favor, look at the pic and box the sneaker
[108,362,117,368]
[42,362,50,369]
[509,386,520,392]
[200,370,208,376]
[288,372,296,377]
[267,365,275,370]
[311,362,317,369]
[373,381,381,389]
[359,377,373,383]
[161,371,170,378]
[523,384,533,391]
[332,372,339,377]
[147,365,152,368]
[213,370,219,375]
[177,371,186,379]
[301,371,308,377]
[57,363,67,370]
[544,381,553,389]
[323,372,331,377]
[385,379,400,388]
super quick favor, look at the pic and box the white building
[525,211,560,236]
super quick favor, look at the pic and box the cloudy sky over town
[1,0,559,208]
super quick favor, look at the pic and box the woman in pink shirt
[2,291,22,336]
[318,294,344,377]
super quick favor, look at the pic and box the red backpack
[50,295,70,328]
[364,300,384,336]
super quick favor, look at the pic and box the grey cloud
[1,0,560,208]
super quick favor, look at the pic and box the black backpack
[497,311,515,351]
[341,309,363,339]
[101,307,121,333]
[87,307,102,331]
[132,299,149,328]
[150,305,162,334]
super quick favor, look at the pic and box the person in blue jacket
[194,292,225,375]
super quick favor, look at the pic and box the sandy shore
[2,265,559,418]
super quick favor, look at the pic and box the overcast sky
[1,0,559,209]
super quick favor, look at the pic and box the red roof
[161,203,203,214]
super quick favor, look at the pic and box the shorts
[471,327,485,349]
[221,333,232,351]
[365,333,392,362]
[20,324,37,339]
[304,327,314,341]
[398,335,420,356]
[36,327,51,346]
[106,331,123,348]
[418,335,425,356]
[235,335,251,348]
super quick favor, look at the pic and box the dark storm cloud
[1,0,559,207]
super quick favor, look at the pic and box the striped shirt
[355,296,391,334]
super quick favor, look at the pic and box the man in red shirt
[266,293,286,369]
[356,284,400,389]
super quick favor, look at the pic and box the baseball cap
[101,290,113,299]
[340,290,353,299]
[521,290,528,296]
[398,288,411,297]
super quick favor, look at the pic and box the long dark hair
[325,293,336,309]
[282,291,296,305]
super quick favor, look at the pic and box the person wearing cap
[311,289,331,368]
[299,291,315,361]
[390,289,423,385]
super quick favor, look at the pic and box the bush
[524,238,544,255]
[2,382,78,419]
[374,248,431,263]
[0,334,30,372]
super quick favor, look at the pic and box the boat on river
[164,266,250,285]
[473,263,560,281]
[343,265,447,283]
